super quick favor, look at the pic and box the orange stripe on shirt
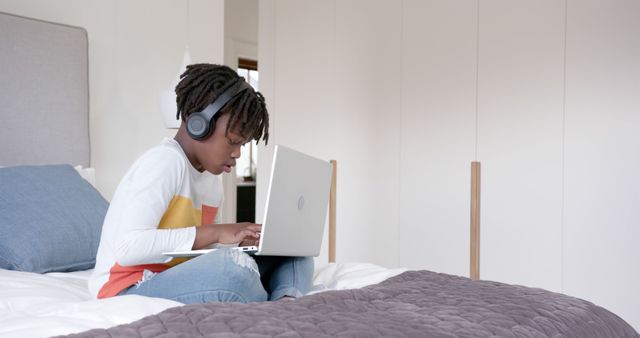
[202,204,218,225]
[97,263,169,299]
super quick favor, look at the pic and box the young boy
[89,63,313,303]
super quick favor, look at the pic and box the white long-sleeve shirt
[89,138,223,298]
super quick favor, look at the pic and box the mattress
[0,262,405,337]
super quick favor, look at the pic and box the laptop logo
[298,196,305,211]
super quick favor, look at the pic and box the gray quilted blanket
[64,270,638,337]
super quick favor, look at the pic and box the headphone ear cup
[185,79,251,140]
[186,112,214,140]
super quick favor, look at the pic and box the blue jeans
[119,249,314,304]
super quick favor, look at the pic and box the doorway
[235,58,259,222]
[221,0,259,223]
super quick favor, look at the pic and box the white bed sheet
[0,262,406,338]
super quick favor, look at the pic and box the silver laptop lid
[256,145,332,257]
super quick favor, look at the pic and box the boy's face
[193,113,247,175]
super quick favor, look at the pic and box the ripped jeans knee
[226,249,259,276]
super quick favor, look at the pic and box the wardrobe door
[563,0,640,330]
[333,0,403,266]
[477,0,565,291]
[257,0,337,263]
[399,0,477,276]
[261,0,404,267]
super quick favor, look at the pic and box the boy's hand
[193,223,261,249]
[215,222,261,244]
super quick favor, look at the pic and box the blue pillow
[0,164,108,273]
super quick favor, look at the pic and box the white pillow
[74,165,97,187]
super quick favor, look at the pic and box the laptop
[163,145,333,258]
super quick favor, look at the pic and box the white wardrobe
[258,0,640,330]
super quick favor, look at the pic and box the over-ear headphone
[185,79,253,140]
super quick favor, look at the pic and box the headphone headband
[206,79,252,118]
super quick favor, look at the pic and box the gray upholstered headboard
[0,12,89,167]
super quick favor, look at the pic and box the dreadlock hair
[175,63,269,144]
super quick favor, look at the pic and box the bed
[1,11,638,338]
[0,261,403,337]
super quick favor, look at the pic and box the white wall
[259,0,640,331]
[0,0,225,200]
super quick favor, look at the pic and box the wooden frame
[329,160,337,263]
[238,58,258,71]
[470,161,481,280]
